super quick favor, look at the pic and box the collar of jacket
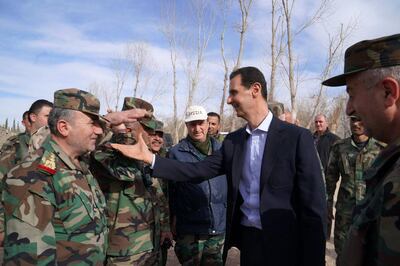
[313,128,332,138]
[177,137,220,155]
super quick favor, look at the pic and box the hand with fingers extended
[110,132,154,164]
[104,108,152,127]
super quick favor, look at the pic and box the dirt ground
[0,241,335,265]
[165,239,336,265]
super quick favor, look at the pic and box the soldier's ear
[57,119,70,137]
[382,77,400,107]
[29,113,37,123]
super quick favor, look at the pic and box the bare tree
[230,0,253,131]
[329,95,347,135]
[269,0,285,101]
[217,0,232,125]
[305,22,356,128]
[110,56,130,111]
[160,0,180,143]
[234,0,253,70]
[281,0,296,115]
[281,0,330,116]
[184,0,215,110]
[126,43,149,97]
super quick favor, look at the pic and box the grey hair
[48,108,75,136]
[365,65,400,86]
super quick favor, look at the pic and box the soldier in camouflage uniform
[0,100,53,169]
[148,120,173,266]
[0,100,53,245]
[2,89,109,265]
[91,97,170,266]
[325,115,384,261]
[323,34,400,265]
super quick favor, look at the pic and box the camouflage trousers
[334,211,352,260]
[174,233,225,266]
[106,250,161,266]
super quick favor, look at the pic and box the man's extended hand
[110,133,154,164]
[104,108,152,126]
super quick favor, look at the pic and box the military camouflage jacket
[91,142,170,257]
[0,131,30,173]
[340,138,400,265]
[326,137,384,213]
[2,138,108,265]
[0,131,31,234]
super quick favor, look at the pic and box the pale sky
[0,0,399,125]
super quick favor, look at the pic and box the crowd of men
[0,33,399,266]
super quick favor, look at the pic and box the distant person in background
[21,110,32,134]
[268,101,284,118]
[149,120,167,157]
[284,111,299,125]
[313,114,340,239]
[0,99,53,167]
[28,99,53,134]
[313,114,340,172]
[207,112,225,142]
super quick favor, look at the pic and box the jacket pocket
[58,185,96,233]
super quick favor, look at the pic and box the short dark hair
[22,111,30,120]
[29,99,53,114]
[28,99,53,122]
[229,66,268,101]
[48,108,75,136]
[207,112,220,122]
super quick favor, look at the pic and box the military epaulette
[37,150,57,175]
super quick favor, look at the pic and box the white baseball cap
[185,105,208,122]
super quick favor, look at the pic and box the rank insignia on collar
[38,152,57,175]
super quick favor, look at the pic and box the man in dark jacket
[313,114,341,172]
[313,114,340,239]
[169,105,227,266]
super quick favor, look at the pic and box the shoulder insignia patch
[38,152,57,175]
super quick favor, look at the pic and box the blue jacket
[168,137,227,235]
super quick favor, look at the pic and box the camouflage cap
[323,34,400,86]
[53,88,106,121]
[122,97,154,113]
[154,120,164,133]
[122,97,156,130]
